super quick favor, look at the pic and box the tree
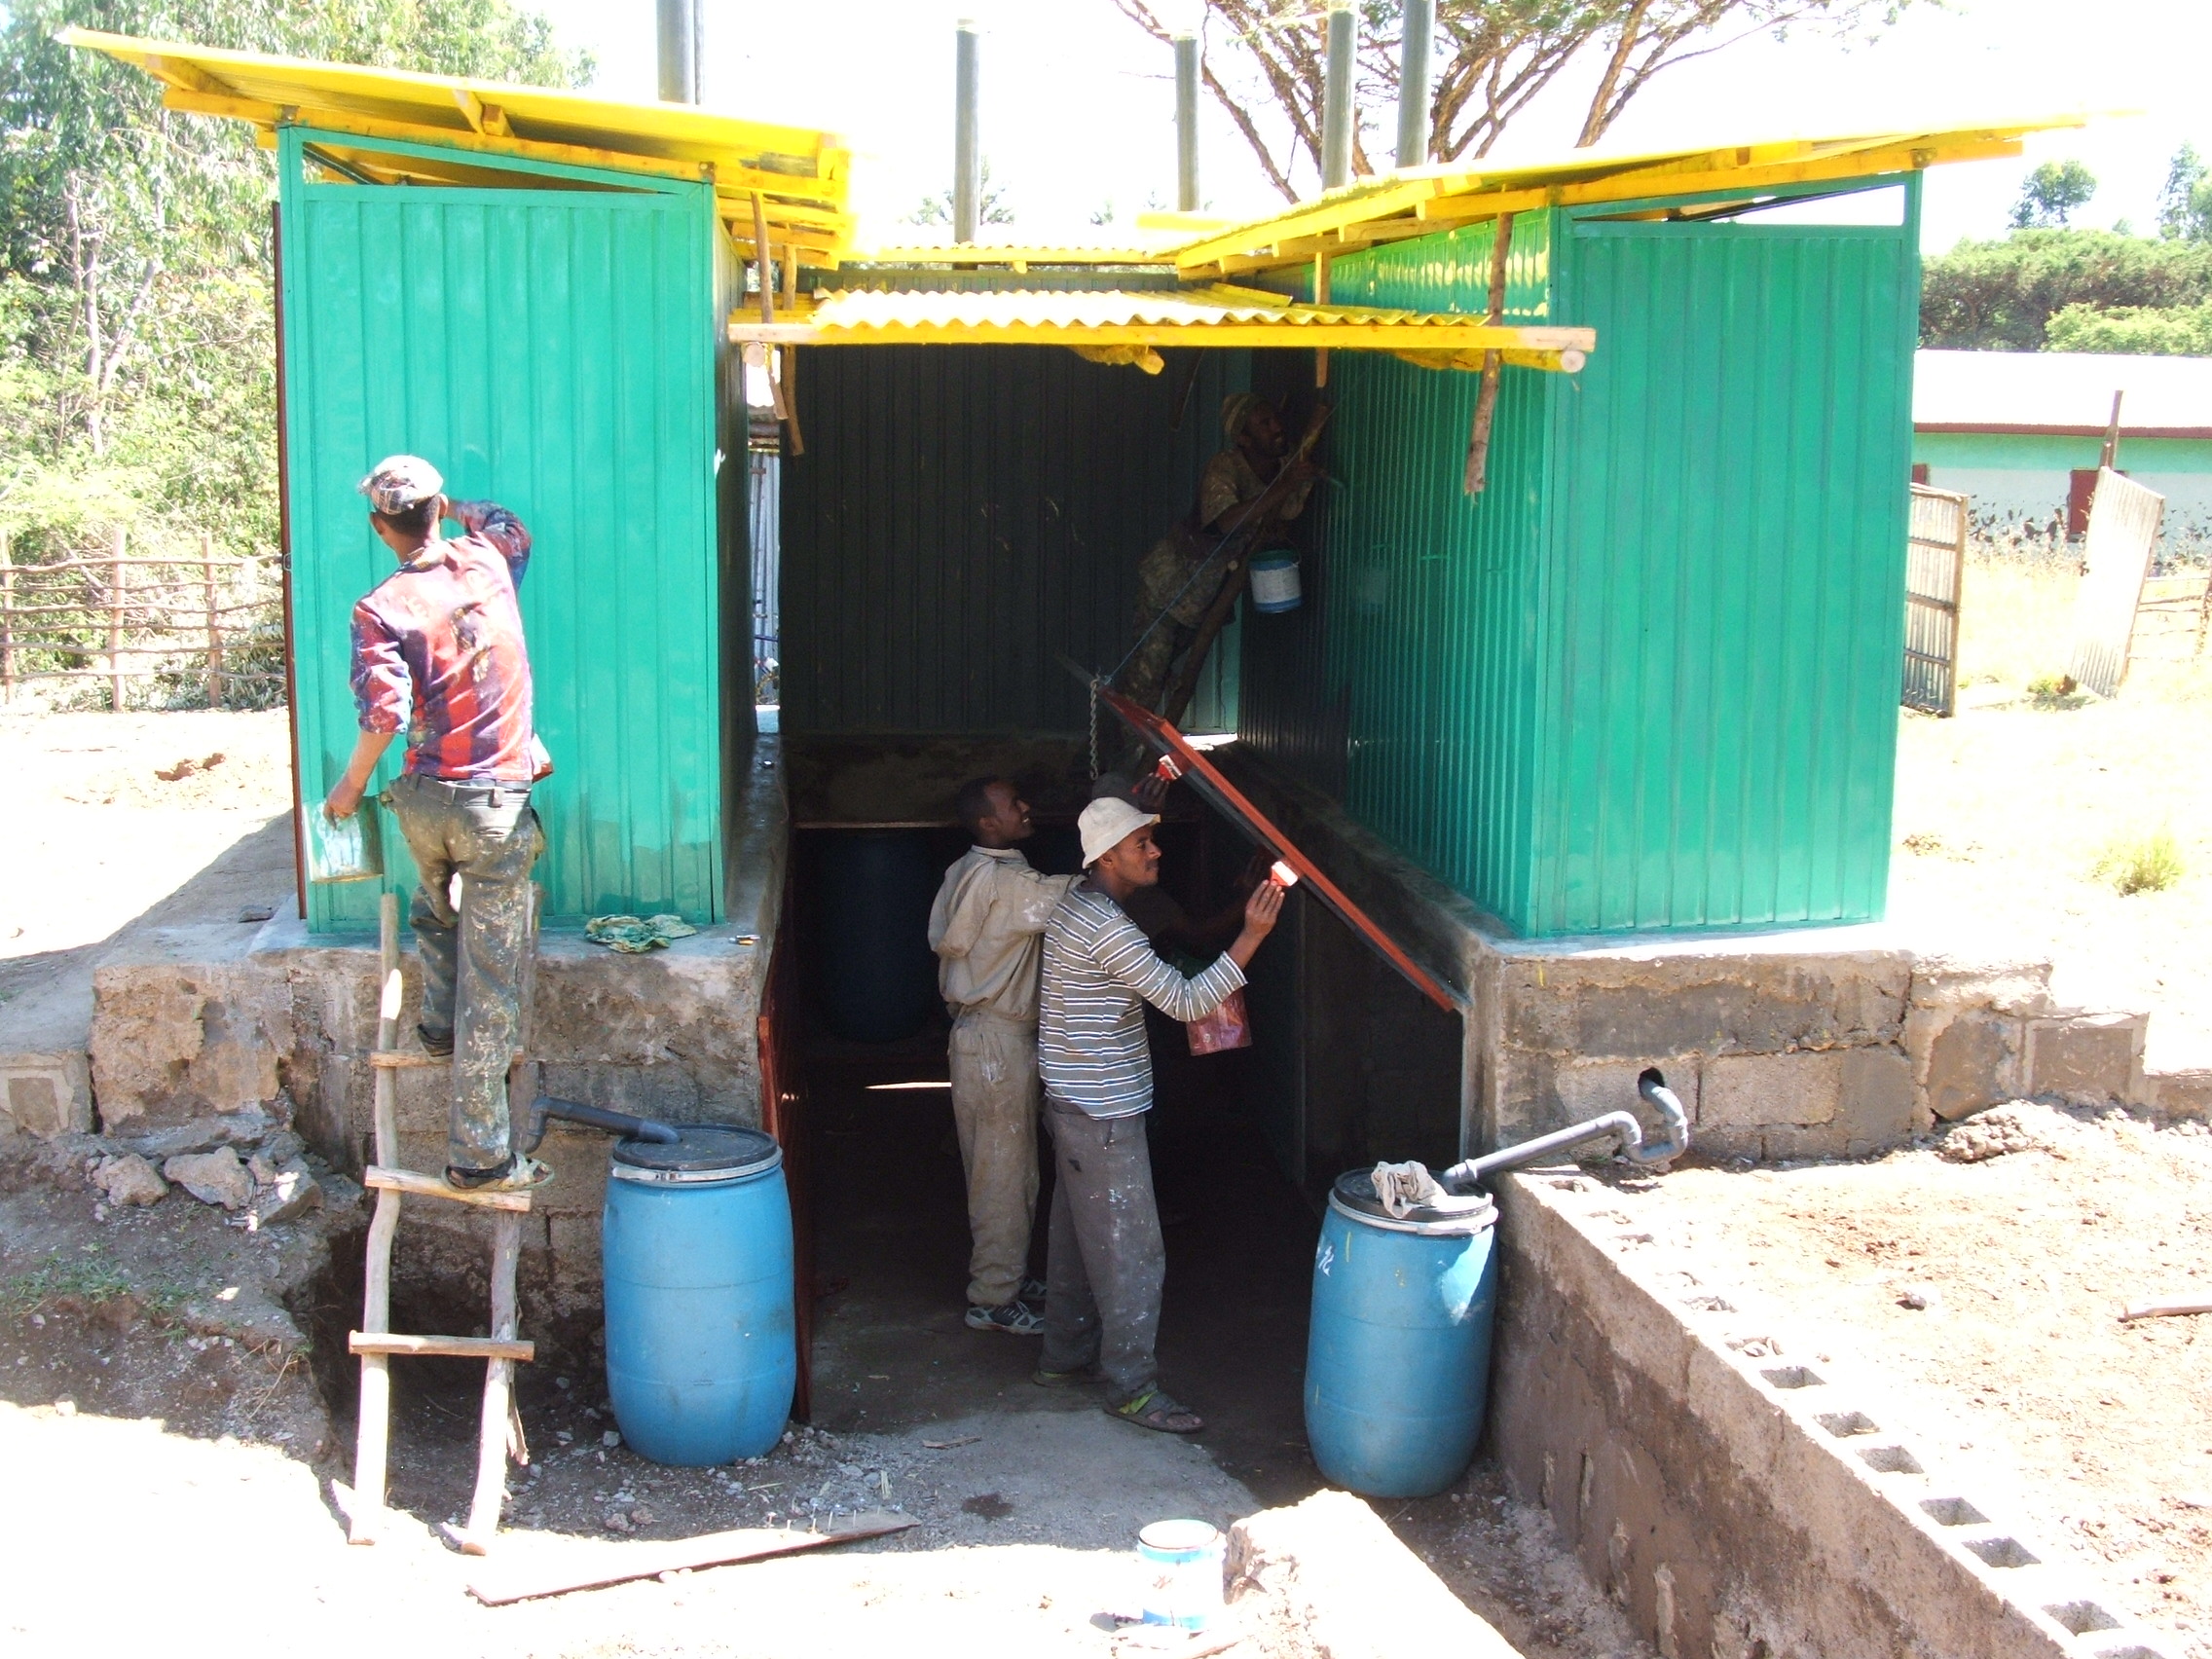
[1920,230,2212,351]
[1110,0,1916,203]
[905,161,1017,228]
[2009,158,2096,230]
[2156,143,2212,243]
[2045,300,2212,356]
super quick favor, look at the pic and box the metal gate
[1903,485,1968,716]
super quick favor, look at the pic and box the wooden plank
[365,1165,535,1212]
[367,1050,445,1070]
[350,1186,401,1545]
[466,1510,919,1605]
[461,1210,527,1554]
[349,1332,536,1361]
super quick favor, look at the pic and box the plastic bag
[1186,984,1252,1055]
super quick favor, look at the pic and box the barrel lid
[610,1124,781,1183]
[1329,1167,1496,1235]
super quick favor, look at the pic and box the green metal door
[278,130,725,932]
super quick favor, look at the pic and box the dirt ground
[1890,555,2212,1071]
[1620,1102,2212,1658]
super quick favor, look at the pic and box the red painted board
[1095,683,1460,1014]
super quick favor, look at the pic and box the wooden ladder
[348,890,539,1555]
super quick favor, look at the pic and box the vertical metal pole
[109,524,127,712]
[1396,0,1433,168]
[203,532,223,709]
[954,18,981,243]
[656,0,698,104]
[1174,34,1200,212]
[1321,2,1355,191]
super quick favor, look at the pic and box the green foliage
[2157,143,2211,242]
[2091,830,2185,896]
[0,0,588,580]
[2046,300,2212,356]
[906,160,1016,228]
[1920,229,2212,351]
[2009,158,2096,230]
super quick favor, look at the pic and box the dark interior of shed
[758,339,1461,1452]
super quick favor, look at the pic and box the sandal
[447,1154,553,1193]
[1107,1387,1204,1434]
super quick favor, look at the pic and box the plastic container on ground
[603,1124,795,1465]
[1303,1168,1498,1498]
[1139,1519,1226,1631]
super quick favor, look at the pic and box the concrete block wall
[1489,1169,2177,1659]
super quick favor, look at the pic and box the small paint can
[1139,1519,1225,1630]
[1249,552,1302,613]
[305,799,384,884]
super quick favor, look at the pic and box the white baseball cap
[1079,796,1159,867]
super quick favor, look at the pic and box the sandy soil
[0,709,293,962]
[1625,1104,2212,1657]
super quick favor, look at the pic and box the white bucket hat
[1079,796,1159,867]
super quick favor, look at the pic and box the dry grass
[1890,553,2212,1070]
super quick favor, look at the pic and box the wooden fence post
[0,525,14,703]
[203,532,224,708]
[109,524,127,713]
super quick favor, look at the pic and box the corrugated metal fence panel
[1240,216,1556,924]
[281,160,723,930]
[780,344,1248,733]
[1535,219,1917,934]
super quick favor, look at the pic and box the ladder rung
[368,1051,446,1070]
[350,1332,535,1362]
[365,1165,536,1212]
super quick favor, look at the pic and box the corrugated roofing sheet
[730,284,1594,366]
[1914,349,2212,437]
[58,28,851,262]
[1175,118,2090,277]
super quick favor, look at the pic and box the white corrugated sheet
[1914,350,2212,435]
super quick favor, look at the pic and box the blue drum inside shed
[813,830,941,1043]
[603,1124,794,1466]
[1304,1169,1498,1498]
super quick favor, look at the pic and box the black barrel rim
[609,1124,782,1185]
[1329,1167,1496,1235]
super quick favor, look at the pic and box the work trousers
[948,1008,1042,1308]
[1039,1105,1166,1404]
[387,773,542,1174]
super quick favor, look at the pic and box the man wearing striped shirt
[1035,795,1283,1434]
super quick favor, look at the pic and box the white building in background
[1912,350,2212,557]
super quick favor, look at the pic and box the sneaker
[1018,1277,1049,1305]
[964,1300,1044,1336]
[417,1024,454,1058]
[447,1154,553,1193]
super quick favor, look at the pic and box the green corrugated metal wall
[779,344,1247,734]
[277,130,727,932]
[1539,217,1917,933]
[1240,186,1919,937]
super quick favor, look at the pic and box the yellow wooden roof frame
[1171,118,2092,277]
[58,27,854,266]
[730,284,1595,374]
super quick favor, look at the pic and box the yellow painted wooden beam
[729,317,1596,357]
[852,244,1181,266]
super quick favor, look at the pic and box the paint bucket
[1138,1519,1226,1631]
[305,800,383,884]
[1249,552,1302,613]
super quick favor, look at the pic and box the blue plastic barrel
[603,1124,795,1465]
[814,830,940,1043]
[1304,1168,1498,1497]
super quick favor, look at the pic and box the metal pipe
[1321,2,1355,190]
[1174,33,1200,212]
[1441,1067,1690,1186]
[954,18,981,243]
[1395,0,1433,168]
[655,0,698,105]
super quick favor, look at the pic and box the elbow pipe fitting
[1439,1065,1691,1189]
[520,1096,682,1156]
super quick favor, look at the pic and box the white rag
[1370,1161,1444,1219]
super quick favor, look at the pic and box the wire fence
[0,525,285,711]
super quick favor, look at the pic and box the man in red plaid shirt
[324,455,549,1192]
